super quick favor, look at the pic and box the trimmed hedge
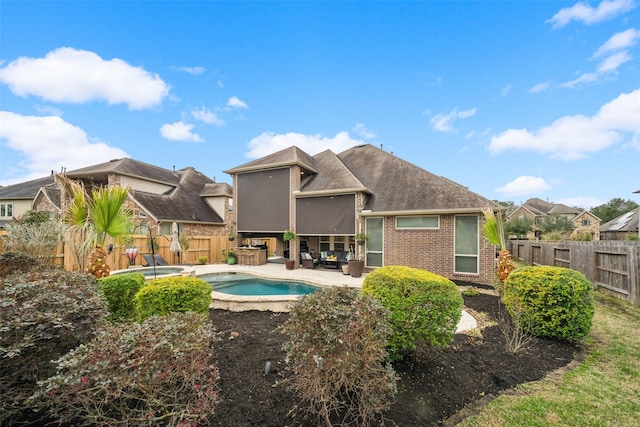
[98,272,146,321]
[503,266,594,341]
[362,266,463,358]
[134,276,212,321]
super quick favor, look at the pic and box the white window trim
[453,214,479,275]
[365,217,384,269]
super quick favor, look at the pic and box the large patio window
[454,215,479,274]
[365,217,383,268]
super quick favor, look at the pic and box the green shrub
[0,270,108,423]
[280,286,396,425]
[503,266,595,341]
[30,312,220,426]
[134,276,212,321]
[98,272,146,321]
[362,266,463,358]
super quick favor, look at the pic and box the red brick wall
[381,214,494,285]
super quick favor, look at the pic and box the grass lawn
[458,291,640,427]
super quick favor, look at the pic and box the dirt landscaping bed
[208,291,583,426]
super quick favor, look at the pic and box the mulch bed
[208,291,583,426]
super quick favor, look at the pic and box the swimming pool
[201,273,320,296]
[199,272,322,312]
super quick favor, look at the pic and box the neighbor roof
[600,207,639,233]
[65,158,180,186]
[0,175,55,200]
[130,167,225,224]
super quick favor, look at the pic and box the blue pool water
[200,273,320,296]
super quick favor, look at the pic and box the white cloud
[191,107,225,126]
[597,50,632,72]
[562,28,638,88]
[0,111,128,185]
[159,121,203,142]
[558,196,604,209]
[227,96,248,109]
[530,82,551,93]
[352,122,376,139]
[170,65,205,75]
[488,88,640,159]
[35,105,63,116]
[500,84,512,97]
[246,131,364,159]
[429,107,477,132]
[547,0,635,28]
[0,47,169,110]
[496,176,551,197]
[593,28,640,57]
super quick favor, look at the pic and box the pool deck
[189,262,477,332]
[191,262,366,289]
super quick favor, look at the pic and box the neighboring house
[0,175,55,229]
[1,158,233,238]
[507,197,601,240]
[600,207,639,240]
[224,144,497,285]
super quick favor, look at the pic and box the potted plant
[348,245,365,277]
[222,249,237,265]
[355,233,369,245]
[283,229,297,270]
[228,230,236,241]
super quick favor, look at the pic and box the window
[319,236,350,251]
[396,215,439,229]
[0,203,13,218]
[454,215,478,274]
[582,219,590,226]
[138,212,148,219]
[365,217,383,268]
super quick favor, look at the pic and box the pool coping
[192,263,364,312]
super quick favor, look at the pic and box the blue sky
[1,0,639,209]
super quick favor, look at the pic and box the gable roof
[129,167,225,224]
[337,144,491,213]
[224,146,317,174]
[64,158,181,187]
[1,159,226,225]
[0,175,55,200]
[600,207,639,233]
[300,149,368,194]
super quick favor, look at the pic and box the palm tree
[62,176,133,277]
[482,205,515,292]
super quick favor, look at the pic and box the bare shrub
[3,216,66,266]
[0,270,109,424]
[280,286,397,426]
[30,312,220,427]
[499,303,536,355]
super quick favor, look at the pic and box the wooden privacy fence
[505,240,640,305]
[57,235,235,272]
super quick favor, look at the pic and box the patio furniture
[143,254,169,266]
[300,251,318,269]
[320,250,349,270]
